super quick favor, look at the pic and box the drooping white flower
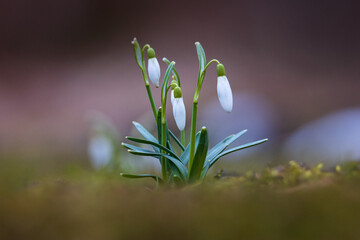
[172,87,186,131]
[170,89,175,105]
[88,135,113,169]
[216,63,233,113]
[147,48,161,87]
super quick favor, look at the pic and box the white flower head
[147,47,161,87]
[172,87,186,131]
[171,89,175,105]
[170,77,178,105]
[216,63,233,113]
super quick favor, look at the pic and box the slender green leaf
[131,38,143,69]
[122,142,153,153]
[156,108,163,145]
[189,127,209,182]
[209,138,268,168]
[125,137,179,160]
[120,173,162,183]
[169,130,185,151]
[180,131,200,165]
[161,61,175,102]
[201,130,248,179]
[132,121,159,153]
[207,129,248,162]
[167,140,174,153]
[195,42,206,74]
[163,57,181,86]
[128,150,188,181]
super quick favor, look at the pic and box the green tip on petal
[174,87,182,98]
[147,47,156,58]
[217,63,226,76]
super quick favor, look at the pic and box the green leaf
[128,150,188,181]
[156,107,163,144]
[167,140,175,153]
[201,130,248,179]
[120,173,162,183]
[189,127,209,182]
[169,130,185,151]
[161,61,175,102]
[195,42,207,75]
[207,129,248,162]
[131,38,144,69]
[163,57,181,87]
[122,142,153,153]
[132,121,159,151]
[125,137,179,160]
[180,131,200,165]
[209,138,268,168]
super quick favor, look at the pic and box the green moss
[1,158,360,239]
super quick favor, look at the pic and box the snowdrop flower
[88,135,113,169]
[147,47,161,87]
[216,63,233,113]
[171,89,175,105]
[172,87,186,131]
[170,78,178,105]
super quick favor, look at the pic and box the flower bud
[216,63,233,113]
[147,48,160,87]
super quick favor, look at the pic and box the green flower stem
[181,130,186,147]
[142,44,150,55]
[140,44,157,120]
[158,61,175,181]
[160,90,170,181]
[188,59,220,172]
[142,69,158,120]
[188,101,198,171]
[161,119,168,181]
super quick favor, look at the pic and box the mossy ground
[1,156,360,240]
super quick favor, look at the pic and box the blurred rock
[283,108,360,166]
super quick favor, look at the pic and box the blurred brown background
[0,0,359,161]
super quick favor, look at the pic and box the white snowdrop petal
[147,58,161,87]
[172,97,186,131]
[170,90,175,105]
[217,76,233,112]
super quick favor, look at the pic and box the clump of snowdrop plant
[121,38,268,185]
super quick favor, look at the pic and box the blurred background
[1,0,359,170]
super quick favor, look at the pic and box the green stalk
[188,101,198,171]
[145,84,157,120]
[181,130,186,147]
[161,118,167,181]
[141,66,157,120]
[159,61,175,182]
[188,59,220,171]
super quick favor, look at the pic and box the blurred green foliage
[1,156,360,239]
